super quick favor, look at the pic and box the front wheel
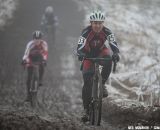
[95,99,102,126]
[89,76,103,126]
[89,99,102,126]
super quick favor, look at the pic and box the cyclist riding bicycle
[41,6,58,34]
[76,10,120,121]
[21,30,48,101]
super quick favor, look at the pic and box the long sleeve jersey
[23,39,48,62]
[77,26,119,56]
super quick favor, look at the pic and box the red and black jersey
[23,39,48,63]
[77,25,119,56]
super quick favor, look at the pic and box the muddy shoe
[103,85,108,98]
[81,114,89,123]
[39,80,43,87]
[81,109,89,123]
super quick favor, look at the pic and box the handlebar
[84,57,117,73]
[83,57,111,61]
[24,62,44,65]
[77,52,117,73]
[22,60,46,68]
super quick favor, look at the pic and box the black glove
[77,51,85,61]
[112,53,120,62]
[42,60,47,66]
[78,55,84,61]
[21,60,27,66]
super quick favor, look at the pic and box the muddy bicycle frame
[83,57,116,126]
[25,62,42,108]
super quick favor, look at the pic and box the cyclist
[41,6,58,34]
[77,10,120,121]
[22,30,48,101]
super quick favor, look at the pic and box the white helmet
[89,10,105,22]
[45,6,54,14]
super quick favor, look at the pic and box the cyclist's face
[91,21,104,33]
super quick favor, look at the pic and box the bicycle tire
[30,67,39,108]
[96,99,102,126]
[89,73,103,126]
[95,74,103,126]
[89,76,97,125]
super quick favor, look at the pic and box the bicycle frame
[30,63,39,108]
[25,62,42,108]
[83,57,111,126]
[92,62,103,100]
[90,61,103,125]
[30,63,39,92]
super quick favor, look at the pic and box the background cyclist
[22,30,48,101]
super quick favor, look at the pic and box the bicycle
[82,57,117,126]
[24,61,44,108]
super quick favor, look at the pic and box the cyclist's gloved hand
[42,59,47,66]
[21,60,27,66]
[77,51,85,61]
[78,55,84,61]
[112,53,120,62]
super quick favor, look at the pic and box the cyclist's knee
[82,59,94,72]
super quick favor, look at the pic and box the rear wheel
[30,68,39,108]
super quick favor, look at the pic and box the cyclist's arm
[77,26,91,55]
[77,36,86,53]
[104,27,119,53]
[41,41,48,60]
[22,41,33,61]
[77,35,87,61]
[107,34,119,53]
